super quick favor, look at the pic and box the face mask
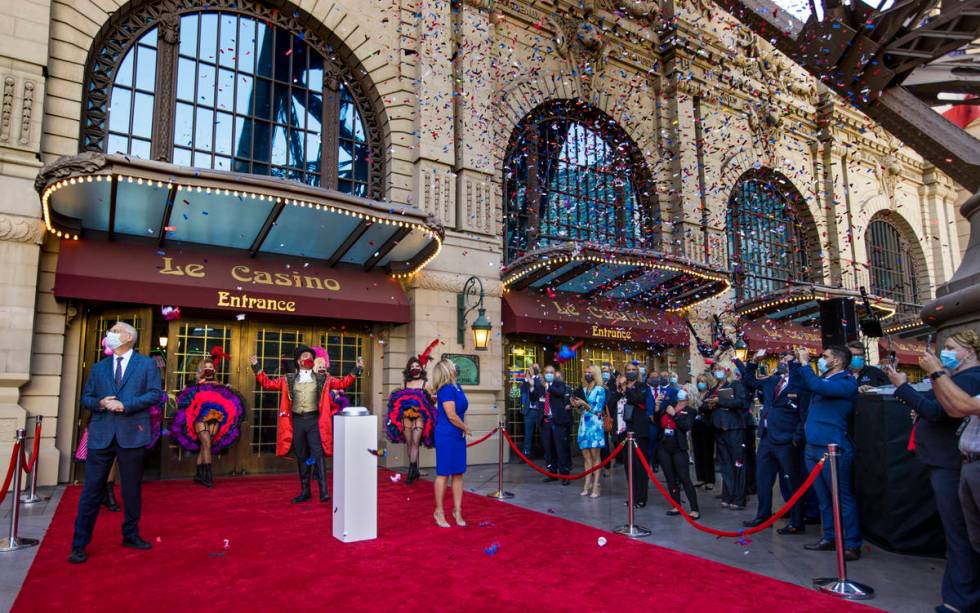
[584,373,594,383]
[203,367,215,378]
[940,349,961,370]
[670,376,678,385]
[817,357,830,374]
[544,373,555,383]
[532,367,539,375]
[300,358,314,370]
[105,332,123,350]
[677,389,688,401]
[697,382,708,391]
[602,372,610,382]
[409,367,423,379]
[776,363,788,375]
[713,370,725,381]
[626,372,638,382]
[850,356,865,370]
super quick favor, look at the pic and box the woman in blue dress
[571,365,607,498]
[432,358,471,527]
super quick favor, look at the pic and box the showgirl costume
[385,340,439,484]
[169,348,245,488]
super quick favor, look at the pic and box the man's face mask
[300,357,314,370]
[203,366,215,378]
[409,366,423,379]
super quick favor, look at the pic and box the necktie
[775,375,787,398]
[115,356,123,387]
[544,387,552,418]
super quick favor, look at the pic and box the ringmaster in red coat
[249,346,362,503]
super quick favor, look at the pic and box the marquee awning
[502,291,689,345]
[734,284,897,325]
[35,153,443,277]
[53,239,410,323]
[501,244,730,312]
[879,337,928,366]
[740,318,824,353]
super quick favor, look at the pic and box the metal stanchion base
[0,537,39,552]
[614,524,652,538]
[813,578,875,600]
[20,494,50,504]
[487,490,514,499]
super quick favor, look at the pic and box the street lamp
[734,336,748,362]
[457,276,492,351]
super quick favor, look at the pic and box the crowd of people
[64,319,980,612]
[516,331,980,613]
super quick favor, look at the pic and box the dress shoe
[777,525,805,535]
[560,479,570,486]
[844,547,861,562]
[542,476,559,483]
[102,481,120,512]
[730,505,746,511]
[804,516,821,525]
[804,539,835,551]
[666,509,681,516]
[122,536,152,550]
[68,548,87,564]
[742,517,769,528]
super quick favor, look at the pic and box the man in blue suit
[791,345,862,561]
[741,350,810,534]
[519,363,544,457]
[69,322,162,564]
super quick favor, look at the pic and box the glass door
[504,342,541,455]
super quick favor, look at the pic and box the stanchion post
[487,419,514,500]
[0,428,39,552]
[21,416,49,505]
[614,432,650,539]
[813,444,873,600]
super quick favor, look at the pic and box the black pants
[72,437,145,549]
[716,428,746,507]
[657,436,699,512]
[744,426,757,495]
[623,431,649,505]
[691,418,715,485]
[753,438,804,527]
[292,412,324,461]
[929,466,980,611]
[541,420,571,474]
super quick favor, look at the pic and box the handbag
[603,412,613,433]
[623,403,635,423]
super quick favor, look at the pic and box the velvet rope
[503,429,625,480]
[0,441,23,508]
[634,444,826,538]
[20,420,42,474]
[466,427,499,448]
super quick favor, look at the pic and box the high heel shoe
[453,509,466,527]
[433,512,450,528]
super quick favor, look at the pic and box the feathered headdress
[418,339,440,367]
[311,346,330,369]
[209,346,229,365]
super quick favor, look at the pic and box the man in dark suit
[519,363,544,457]
[846,340,890,392]
[741,350,810,534]
[791,345,862,561]
[539,364,572,485]
[69,322,162,564]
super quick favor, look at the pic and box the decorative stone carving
[159,12,180,44]
[879,136,903,202]
[1,76,14,143]
[746,97,783,166]
[19,80,34,146]
[457,172,495,236]
[551,14,610,97]
[419,164,455,227]
[0,213,45,245]
[406,270,504,297]
[34,151,109,194]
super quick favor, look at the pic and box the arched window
[727,169,817,300]
[503,100,658,263]
[83,2,382,198]
[866,216,924,310]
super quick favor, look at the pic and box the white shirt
[113,348,134,380]
[297,369,313,383]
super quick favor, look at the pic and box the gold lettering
[231,266,251,282]
[216,291,299,314]
[231,294,242,308]
[159,257,183,276]
[217,291,230,306]
[285,301,296,312]
[554,302,580,317]
[252,271,272,285]
[273,273,293,287]
[322,278,340,291]
[184,264,205,278]
[304,276,323,290]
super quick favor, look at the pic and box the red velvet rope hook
[503,429,625,480]
[634,444,826,538]
[0,441,23,508]
[466,427,499,448]
[20,420,43,474]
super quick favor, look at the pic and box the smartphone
[717,388,734,401]
[926,334,935,353]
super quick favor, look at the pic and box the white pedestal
[332,409,377,543]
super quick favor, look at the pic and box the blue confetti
[305,457,316,466]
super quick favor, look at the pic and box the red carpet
[14,472,867,612]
